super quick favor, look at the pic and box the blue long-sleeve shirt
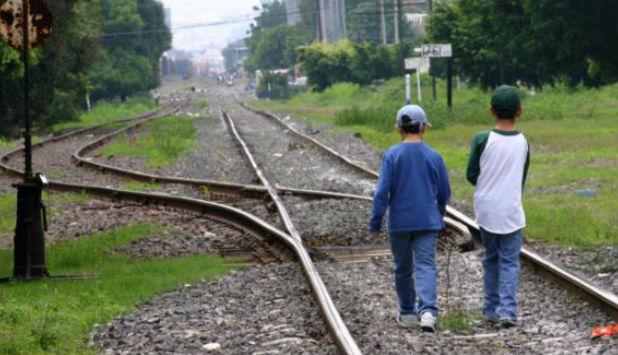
[369,142,451,233]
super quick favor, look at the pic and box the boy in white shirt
[466,85,530,328]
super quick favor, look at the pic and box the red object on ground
[590,325,618,340]
[130,135,137,146]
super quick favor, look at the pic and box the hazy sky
[159,0,263,51]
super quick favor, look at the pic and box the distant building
[284,0,301,25]
[164,7,172,30]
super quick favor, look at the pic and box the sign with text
[420,43,452,58]
[405,57,429,71]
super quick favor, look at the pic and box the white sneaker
[420,312,436,333]
[396,314,417,329]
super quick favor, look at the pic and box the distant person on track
[466,85,530,328]
[369,105,451,333]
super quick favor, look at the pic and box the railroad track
[0,97,363,353]
[2,87,616,354]
[233,98,618,321]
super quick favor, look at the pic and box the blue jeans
[481,228,523,321]
[388,231,438,318]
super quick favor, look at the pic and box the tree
[91,0,171,101]
[0,0,101,136]
[427,0,618,88]
[246,24,313,72]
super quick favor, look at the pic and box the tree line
[231,0,618,94]
[0,0,171,137]
[427,0,618,89]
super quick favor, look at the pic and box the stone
[202,343,221,352]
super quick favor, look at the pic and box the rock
[202,343,221,352]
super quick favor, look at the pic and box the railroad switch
[12,174,49,279]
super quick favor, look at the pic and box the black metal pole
[23,0,32,179]
[447,57,453,108]
[13,0,49,279]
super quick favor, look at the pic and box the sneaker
[420,312,437,333]
[499,318,517,328]
[396,314,417,329]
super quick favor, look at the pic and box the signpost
[414,43,453,108]
[0,0,53,280]
[405,57,429,104]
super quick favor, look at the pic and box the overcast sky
[159,0,263,51]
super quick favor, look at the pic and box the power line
[97,6,414,39]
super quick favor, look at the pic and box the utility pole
[340,0,348,40]
[394,0,400,44]
[380,0,387,45]
[429,0,437,102]
[316,0,323,41]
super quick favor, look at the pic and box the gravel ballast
[93,263,337,354]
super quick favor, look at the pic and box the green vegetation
[52,97,157,133]
[428,0,618,88]
[101,116,197,168]
[0,192,91,246]
[0,0,170,138]
[439,310,482,332]
[255,80,618,248]
[195,100,209,110]
[0,138,17,149]
[298,41,412,92]
[0,224,238,354]
[121,182,162,192]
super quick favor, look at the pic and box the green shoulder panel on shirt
[466,131,491,186]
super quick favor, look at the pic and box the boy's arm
[436,156,451,217]
[369,153,392,233]
[466,131,490,186]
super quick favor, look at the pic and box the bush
[299,41,412,92]
[256,72,290,100]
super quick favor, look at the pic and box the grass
[0,138,17,149]
[120,182,162,192]
[439,309,482,332]
[255,81,618,248]
[0,224,238,354]
[195,99,209,110]
[51,97,157,133]
[0,192,92,246]
[101,116,197,169]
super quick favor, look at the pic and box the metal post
[405,74,411,104]
[431,72,436,102]
[447,57,453,108]
[416,69,422,103]
[379,0,387,45]
[429,0,436,102]
[23,0,32,179]
[13,0,49,280]
[394,0,400,44]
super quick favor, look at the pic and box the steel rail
[0,103,364,354]
[238,100,618,321]
[221,109,303,242]
[0,110,162,179]
[219,106,362,354]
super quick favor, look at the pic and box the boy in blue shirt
[369,105,451,332]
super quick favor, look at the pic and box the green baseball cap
[491,85,521,118]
